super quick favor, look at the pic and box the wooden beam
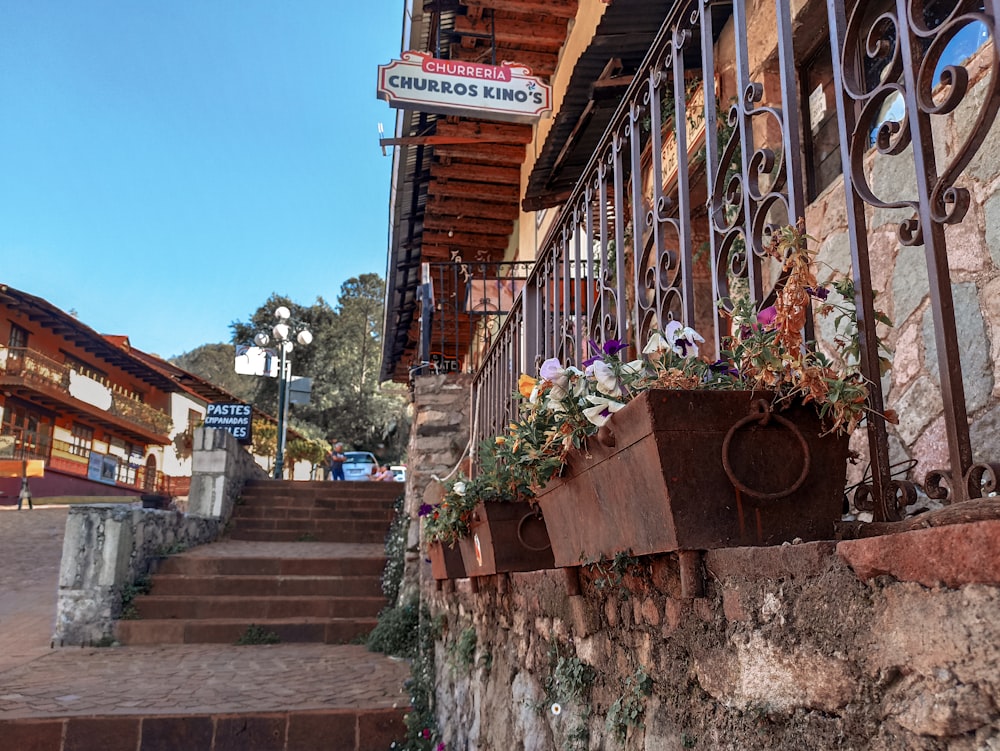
[428,178,520,201]
[431,162,521,185]
[461,0,578,19]
[434,120,533,144]
[454,13,568,47]
[448,46,559,78]
[427,196,520,221]
[424,214,513,235]
[433,143,527,165]
[422,231,511,250]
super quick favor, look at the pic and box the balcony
[0,347,173,442]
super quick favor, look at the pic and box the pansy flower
[664,320,705,358]
[582,394,626,427]
[418,503,435,517]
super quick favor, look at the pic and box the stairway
[116,479,403,646]
[227,479,401,543]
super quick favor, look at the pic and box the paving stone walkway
[0,505,410,749]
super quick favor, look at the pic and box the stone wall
[187,426,268,520]
[53,427,266,645]
[398,373,473,605]
[425,520,1000,750]
[53,505,221,646]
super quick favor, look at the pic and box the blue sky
[0,1,403,358]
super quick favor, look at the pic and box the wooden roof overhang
[380,0,674,382]
[0,284,178,393]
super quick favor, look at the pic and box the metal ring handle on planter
[721,399,811,500]
[517,510,552,551]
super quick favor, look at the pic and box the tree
[226,276,411,462]
[170,343,260,404]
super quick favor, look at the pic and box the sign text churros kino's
[377,51,552,123]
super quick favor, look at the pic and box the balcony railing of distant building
[0,430,178,495]
[414,260,534,377]
[0,346,173,437]
[471,0,1000,523]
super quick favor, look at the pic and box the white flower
[642,330,671,354]
[551,702,562,716]
[663,320,705,358]
[453,481,467,496]
[582,394,626,427]
[586,359,622,397]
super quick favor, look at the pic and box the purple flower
[805,286,830,300]
[709,359,739,377]
[602,339,626,356]
[583,338,626,366]
[756,305,778,328]
[418,503,435,517]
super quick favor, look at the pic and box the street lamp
[253,306,312,479]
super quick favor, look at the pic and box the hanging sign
[377,51,552,123]
[203,403,253,444]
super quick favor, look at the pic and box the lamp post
[253,306,312,479]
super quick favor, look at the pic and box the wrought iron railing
[0,347,173,437]
[472,0,1000,522]
[417,261,534,375]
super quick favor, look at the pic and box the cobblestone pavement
[0,506,68,673]
[0,506,410,722]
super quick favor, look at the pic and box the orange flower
[495,436,506,445]
[518,374,537,398]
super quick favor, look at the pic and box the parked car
[342,451,378,481]
[390,465,407,482]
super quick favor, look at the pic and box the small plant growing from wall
[606,668,653,744]
[543,644,597,751]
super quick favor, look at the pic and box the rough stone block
[837,519,1000,588]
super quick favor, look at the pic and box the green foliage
[388,602,442,750]
[223,277,411,462]
[285,437,327,476]
[236,624,281,645]
[119,575,153,620]
[169,343,259,402]
[605,669,653,743]
[367,598,420,658]
[542,644,596,751]
[382,494,408,604]
[586,550,640,598]
[682,732,698,748]
[448,626,478,670]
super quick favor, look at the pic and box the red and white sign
[377,51,552,123]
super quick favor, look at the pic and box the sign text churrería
[377,51,552,123]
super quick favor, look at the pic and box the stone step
[116,617,378,645]
[226,527,389,544]
[158,555,385,577]
[134,595,385,620]
[0,708,405,751]
[228,518,391,536]
[150,575,383,598]
[232,505,394,520]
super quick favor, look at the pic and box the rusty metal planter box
[534,390,850,567]
[458,500,554,577]
[428,541,466,580]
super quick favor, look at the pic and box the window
[1,401,51,459]
[801,43,842,201]
[69,423,94,457]
[7,323,28,349]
